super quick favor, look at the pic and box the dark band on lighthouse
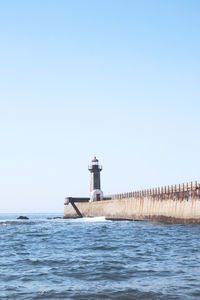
[88,156,103,202]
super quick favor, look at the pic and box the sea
[0,214,200,300]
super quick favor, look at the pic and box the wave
[71,216,108,222]
[0,220,37,226]
[0,216,109,226]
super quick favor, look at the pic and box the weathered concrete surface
[64,197,200,224]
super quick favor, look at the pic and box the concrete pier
[64,182,200,224]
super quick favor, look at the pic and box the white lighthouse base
[90,189,104,202]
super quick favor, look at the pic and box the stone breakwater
[64,182,200,223]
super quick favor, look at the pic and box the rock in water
[17,216,29,220]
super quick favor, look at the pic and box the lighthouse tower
[88,156,103,202]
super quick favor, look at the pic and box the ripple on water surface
[0,215,200,299]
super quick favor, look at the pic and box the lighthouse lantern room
[88,156,103,202]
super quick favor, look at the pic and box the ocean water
[0,214,200,300]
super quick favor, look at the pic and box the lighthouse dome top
[92,156,99,162]
[88,157,102,171]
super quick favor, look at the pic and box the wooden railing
[106,181,200,201]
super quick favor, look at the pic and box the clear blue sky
[0,0,200,213]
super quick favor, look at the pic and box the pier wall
[64,182,200,223]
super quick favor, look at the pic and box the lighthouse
[88,156,104,202]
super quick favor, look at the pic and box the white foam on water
[72,216,108,222]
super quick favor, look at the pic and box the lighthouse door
[96,194,100,201]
